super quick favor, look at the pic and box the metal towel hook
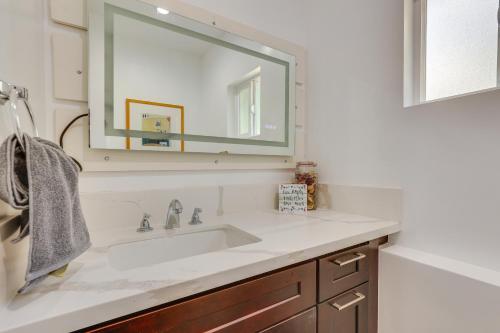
[0,79,39,151]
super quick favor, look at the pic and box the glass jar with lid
[295,161,318,210]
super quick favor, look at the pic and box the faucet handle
[189,208,203,225]
[137,213,154,233]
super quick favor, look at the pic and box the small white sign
[279,184,307,214]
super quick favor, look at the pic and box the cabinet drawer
[318,244,369,302]
[259,308,316,333]
[317,282,369,333]
[87,262,316,333]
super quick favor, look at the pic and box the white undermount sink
[108,224,261,270]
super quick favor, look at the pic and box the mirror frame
[87,0,296,156]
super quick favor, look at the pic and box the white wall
[0,0,46,141]
[307,0,500,273]
[306,1,500,331]
[181,0,308,47]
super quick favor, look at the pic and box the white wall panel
[50,0,87,29]
[295,83,305,127]
[52,32,88,102]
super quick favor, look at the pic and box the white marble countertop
[0,209,400,333]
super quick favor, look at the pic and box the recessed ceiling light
[156,7,169,15]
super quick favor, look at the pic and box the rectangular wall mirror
[88,0,296,156]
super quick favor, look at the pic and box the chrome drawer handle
[333,252,366,266]
[329,292,366,311]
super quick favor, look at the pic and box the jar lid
[296,161,317,167]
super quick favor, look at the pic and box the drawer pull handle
[330,292,366,311]
[333,252,366,266]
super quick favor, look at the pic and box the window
[404,0,500,106]
[234,74,261,138]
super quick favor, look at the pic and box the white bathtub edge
[381,245,500,288]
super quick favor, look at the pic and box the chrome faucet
[189,208,203,225]
[165,199,183,229]
[137,213,153,232]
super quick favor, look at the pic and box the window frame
[404,0,500,107]
[233,73,261,138]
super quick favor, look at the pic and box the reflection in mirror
[88,0,296,155]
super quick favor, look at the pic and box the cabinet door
[318,283,368,333]
[86,262,316,333]
[260,308,316,333]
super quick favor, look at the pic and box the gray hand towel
[0,134,91,293]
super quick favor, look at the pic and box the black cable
[70,156,84,172]
[59,113,89,147]
[59,113,89,172]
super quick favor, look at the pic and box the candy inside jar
[295,161,318,210]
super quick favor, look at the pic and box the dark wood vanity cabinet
[318,283,369,333]
[82,238,385,333]
[86,263,316,333]
[317,242,375,333]
[260,308,317,333]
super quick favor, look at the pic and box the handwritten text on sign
[279,184,307,214]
